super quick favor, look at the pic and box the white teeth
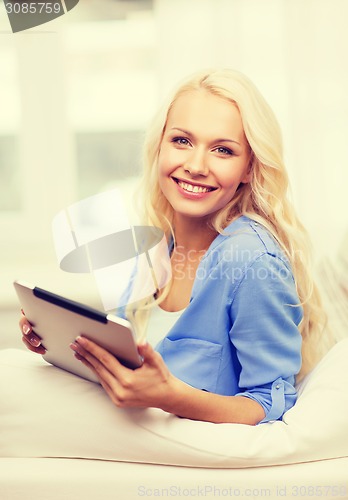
[177,180,211,193]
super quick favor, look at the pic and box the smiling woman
[19,69,328,427]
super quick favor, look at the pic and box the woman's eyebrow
[170,127,241,146]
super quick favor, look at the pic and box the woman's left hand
[70,337,174,410]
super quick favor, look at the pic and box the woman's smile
[172,176,218,197]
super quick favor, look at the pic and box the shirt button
[275,384,280,389]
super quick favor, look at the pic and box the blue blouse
[155,216,303,423]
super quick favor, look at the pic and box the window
[0,7,158,305]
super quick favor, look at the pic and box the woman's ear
[241,152,254,184]
[241,170,252,184]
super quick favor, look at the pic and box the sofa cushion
[0,339,347,468]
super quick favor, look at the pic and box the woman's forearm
[162,376,266,425]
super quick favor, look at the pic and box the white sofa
[0,337,347,500]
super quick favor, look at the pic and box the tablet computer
[13,280,143,383]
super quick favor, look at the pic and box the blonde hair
[136,69,331,379]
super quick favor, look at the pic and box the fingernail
[22,324,30,335]
[29,336,41,347]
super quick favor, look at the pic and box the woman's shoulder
[206,215,288,267]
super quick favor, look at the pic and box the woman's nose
[183,149,209,176]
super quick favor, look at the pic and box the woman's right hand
[19,313,46,354]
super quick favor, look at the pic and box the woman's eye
[172,137,190,146]
[214,146,233,156]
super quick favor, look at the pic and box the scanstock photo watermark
[137,483,348,498]
[2,0,79,32]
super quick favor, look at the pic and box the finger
[137,342,162,367]
[71,342,124,403]
[74,336,129,379]
[19,317,31,335]
[21,327,43,349]
[73,350,113,395]
[70,340,123,385]
[22,336,46,354]
[19,317,43,347]
[72,349,98,373]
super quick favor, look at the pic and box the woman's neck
[173,215,218,253]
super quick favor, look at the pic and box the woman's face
[157,90,251,222]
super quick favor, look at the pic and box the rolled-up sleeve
[229,252,303,423]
